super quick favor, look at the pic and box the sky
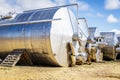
[0,0,120,34]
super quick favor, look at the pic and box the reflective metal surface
[89,27,101,41]
[89,27,96,40]
[78,18,89,40]
[75,18,90,63]
[0,7,77,66]
[100,32,118,46]
[78,18,89,52]
[117,37,120,43]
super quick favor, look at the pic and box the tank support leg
[69,43,76,67]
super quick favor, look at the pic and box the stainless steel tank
[100,32,118,60]
[78,18,89,46]
[0,7,78,66]
[76,18,89,64]
[78,18,89,53]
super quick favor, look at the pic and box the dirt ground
[0,61,120,80]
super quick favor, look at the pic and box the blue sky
[77,0,120,33]
[0,0,120,34]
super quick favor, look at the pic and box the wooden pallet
[0,49,24,67]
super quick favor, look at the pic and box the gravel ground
[0,61,120,80]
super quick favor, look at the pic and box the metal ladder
[0,49,24,67]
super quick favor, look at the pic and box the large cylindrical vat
[78,18,89,52]
[0,7,77,66]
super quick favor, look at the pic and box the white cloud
[97,13,104,17]
[110,29,120,34]
[78,1,90,10]
[16,0,57,10]
[0,0,90,16]
[69,0,90,11]
[107,14,119,23]
[86,12,105,18]
[0,0,17,15]
[0,0,65,16]
[55,0,66,5]
[0,0,57,15]
[69,0,77,3]
[86,13,94,17]
[105,0,120,10]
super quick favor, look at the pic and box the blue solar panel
[100,32,115,45]
[0,8,59,26]
[13,8,59,22]
[14,12,34,22]
[89,27,96,39]
[28,8,58,21]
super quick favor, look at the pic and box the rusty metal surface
[102,46,116,60]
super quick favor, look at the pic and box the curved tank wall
[78,18,89,41]
[78,18,89,39]
[78,18,89,52]
[0,7,77,66]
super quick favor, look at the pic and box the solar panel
[14,8,59,22]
